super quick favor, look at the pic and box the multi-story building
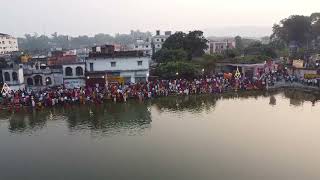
[0,33,19,55]
[23,63,63,90]
[205,39,236,54]
[152,30,171,52]
[86,45,150,84]
[1,65,25,91]
[62,63,86,89]
[132,39,152,56]
[47,50,77,65]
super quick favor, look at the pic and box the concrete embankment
[268,83,320,95]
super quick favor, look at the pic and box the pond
[0,90,320,180]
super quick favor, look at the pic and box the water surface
[1,90,320,180]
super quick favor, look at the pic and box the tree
[198,54,224,74]
[311,13,320,52]
[235,36,244,52]
[184,31,208,59]
[17,30,152,53]
[244,42,277,58]
[162,32,186,50]
[271,15,312,47]
[162,30,208,60]
[155,61,200,79]
[153,48,187,63]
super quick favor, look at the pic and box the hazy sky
[1,0,319,37]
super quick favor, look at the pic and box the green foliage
[271,13,320,49]
[162,30,208,60]
[223,49,241,58]
[244,42,277,58]
[18,30,152,53]
[197,54,224,74]
[231,55,270,64]
[152,48,187,63]
[202,54,224,61]
[162,32,186,50]
[183,31,209,59]
[155,61,200,79]
[235,36,244,51]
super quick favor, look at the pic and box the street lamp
[176,72,179,76]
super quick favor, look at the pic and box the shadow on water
[0,89,319,134]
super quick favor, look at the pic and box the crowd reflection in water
[1,102,152,134]
[0,90,319,133]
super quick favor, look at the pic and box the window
[137,61,143,66]
[161,39,164,42]
[89,63,94,71]
[34,75,43,86]
[12,72,18,81]
[65,67,73,76]
[46,77,52,85]
[135,46,138,48]
[111,62,116,67]
[27,78,33,86]
[4,72,10,81]
[76,66,84,76]
[156,39,159,42]
[146,45,149,48]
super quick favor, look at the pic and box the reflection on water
[1,89,319,134]
[2,103,152,135]
[0,90,320,180]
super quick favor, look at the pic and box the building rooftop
[89,50,144,59]
[0,33,15,38]
[0,33,9,36]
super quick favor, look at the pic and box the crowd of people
[0,70,319,111]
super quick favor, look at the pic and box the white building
[2,66,25,91]
[152,30,171,52]
[62,63,86,89]
[0,33,19,55]
[205,39,236,54]
[132,39,152,56]
[24,64,63,90]
[86,46,150,83]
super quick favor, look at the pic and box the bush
[154,61,200,79]
[152,48,188,63]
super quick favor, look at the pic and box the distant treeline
[18,30,152,53]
